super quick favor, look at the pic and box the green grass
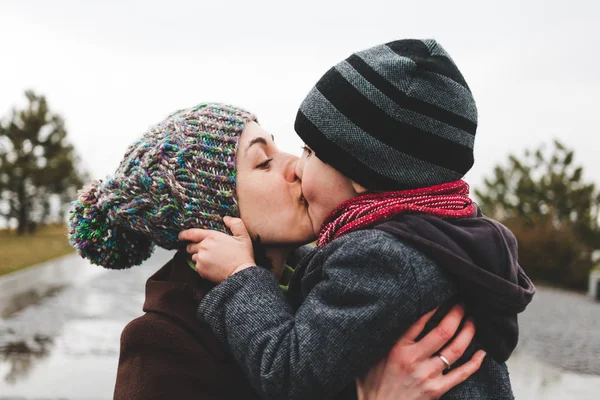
[0,224,74,277]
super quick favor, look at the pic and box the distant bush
[476,140,600,291]
[501,216,594,290]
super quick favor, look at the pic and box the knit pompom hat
[295,38,477,191]
[68,103,256,269]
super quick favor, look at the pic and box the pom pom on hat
[68,103,256,269]
[68,179,155,269]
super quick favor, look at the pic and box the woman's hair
[251,235,273,272]
[68,103,256,269]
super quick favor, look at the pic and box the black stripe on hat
[315,68,474,174]
[383,39,430,61]
[385,40,471,90]
[347,54,476,135]
[418,56,472,92]
[294,110,403,190]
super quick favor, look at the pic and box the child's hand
[178,217,256,283]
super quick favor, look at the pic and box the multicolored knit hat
[295,39,477,191]
[68,103,256,269]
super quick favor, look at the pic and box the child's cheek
[302,183,317,208]
[302,168,325,207]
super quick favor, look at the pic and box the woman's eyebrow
[245,137,268,155]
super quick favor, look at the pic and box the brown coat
[113,250,259,400]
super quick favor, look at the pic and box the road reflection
[0,250,172,398]
[0,335,53,384]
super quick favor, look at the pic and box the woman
[68,104,481,399]
[181,39,527,400]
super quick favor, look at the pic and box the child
[181,39,535,399]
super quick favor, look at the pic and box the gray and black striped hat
[295,39,477,190]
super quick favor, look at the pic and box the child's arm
[198,229,451,400]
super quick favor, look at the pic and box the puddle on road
[0,250,173,399]
[0,344,118,400]
[0,254,100,318]
[508,351,600,400]
[0,320,125,399]
[1,286,67,318]
[1,249,598,399]
[0,334,53,385]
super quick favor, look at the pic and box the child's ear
[351,181,369,195]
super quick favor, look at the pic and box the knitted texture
[68,103,256,269]
[295,39,477,191]
[197,229,515,400]
[318,180,474,247]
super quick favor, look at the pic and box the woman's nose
[294,156,304,181]
[283,153,300,183]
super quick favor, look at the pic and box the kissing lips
[299,193,308,207]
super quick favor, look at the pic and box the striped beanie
[68,103,256,269]
[295,39,477,190]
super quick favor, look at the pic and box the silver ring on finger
[437,354,451,370]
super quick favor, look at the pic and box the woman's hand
[178,217,256,283]
[356,304,485,400]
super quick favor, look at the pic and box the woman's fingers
[356,306,483,400]
[423,318,476,375]
[411,304,465,360]
[432,350,486,396]
[399,307,439,344]
[438,319,476,369]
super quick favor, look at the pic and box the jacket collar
[143,250,226,358]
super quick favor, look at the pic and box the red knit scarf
[317,180,475,247]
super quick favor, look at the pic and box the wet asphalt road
[0,250,173,400]
[0,251,599,399]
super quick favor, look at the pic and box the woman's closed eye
[257,158,273,170]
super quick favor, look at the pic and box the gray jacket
[198,229,515,400]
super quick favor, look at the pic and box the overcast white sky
[1,0,599,192]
